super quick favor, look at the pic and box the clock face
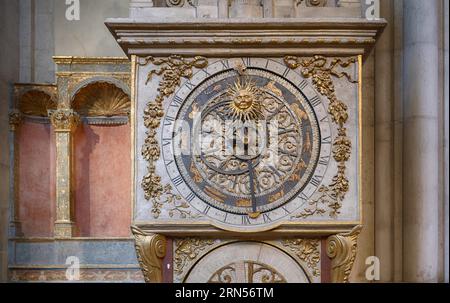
[161,58,332,230]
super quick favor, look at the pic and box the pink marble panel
[74,124,131,237]
[18,121,55,237]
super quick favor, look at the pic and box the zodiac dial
[161,58,332,230]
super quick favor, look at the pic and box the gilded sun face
[227,80,262,121]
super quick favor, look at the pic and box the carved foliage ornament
[284,55,357,219]
[138,55,208,203]
[326,225,362,283]
[9,111,22,131]
[282,239,321,277]
[131,226,167,283]
[174,238,216,276]
[49,109,80,131]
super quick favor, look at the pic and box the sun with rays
[227,79,263,121]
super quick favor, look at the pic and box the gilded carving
[9,111,22,131]
[72,82,130,117]
[18,90,57,117]
[131,226,167,283]
[282,239,321,277]
[208,261,287,283]
[284,55,357,219]
[151,184,200,219]
[297,0,328,6]
[166,0,197,6]
[49,109,80,131]
[326,225,362,283]
[138,55,207,202]
[174,238,216,276]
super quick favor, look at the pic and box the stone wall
[0,0,20,283]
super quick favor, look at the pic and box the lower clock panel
[171,238,325,283]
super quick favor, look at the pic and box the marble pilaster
[374,0,394,282]
[49,109,79,238]
[8,111,23,237]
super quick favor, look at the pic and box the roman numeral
[282,206,290,214]
[203,69,211,77]
[298,80,308,90]
[202,205,211,214]
[241,215,251,225]
[162,138,171,146]
[186,192,195,202]
[310,95,321,107]
[318,156,330,166]
[322,136,332,145]
[165,160,174,166]
[172,175,183,187]
[221,60,230,69]
[171,95,183,107]
[185,81,196,90]
[241,57,251,66]
[299,192,308,201]
[164,116,175,126]
[320,115,329,123]
[282,67,290,78]
[263,213,272,223]
[310,175,322,187]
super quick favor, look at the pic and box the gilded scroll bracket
[131,226,167,283]
[326,225,362,283]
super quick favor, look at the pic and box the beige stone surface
[350,52,375,283]
[374,0,394,282]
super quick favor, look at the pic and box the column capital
[9,110,23,131]
[49,109,80,132]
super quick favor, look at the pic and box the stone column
[49,109,79,238]
[374,0,394,282]
[403,0,440,282]
[444,0,449,284]
[8,111,23,237]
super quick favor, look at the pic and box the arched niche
[71,81,131,118]
[71,81,132,237]
[18,90,57,117]
[15,89,57,237]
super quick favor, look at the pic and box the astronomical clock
[107,19,385,283]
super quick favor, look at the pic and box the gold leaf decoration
[9,111,22,131]
[19,90,56,117]
[282,239,321,277]
[131,226,166,283]
[174,238,215,276]
[326,225,362,283]
[284,55,357,219]
[72,82,130,117]
[138,55,208,202]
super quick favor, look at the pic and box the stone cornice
[105,18,386,57]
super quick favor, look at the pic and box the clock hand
[247,159,260,219]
